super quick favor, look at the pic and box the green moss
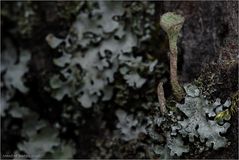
[57,2,84,20]
[1,2,40,38]
[215,91,238,121]
[194,60,238,101]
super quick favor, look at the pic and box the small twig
[157,82,167,114]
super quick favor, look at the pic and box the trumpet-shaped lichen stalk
[160,12,186,101]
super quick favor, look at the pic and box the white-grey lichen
[46,34,64,49]
[1,39,31,116]
[116,109,147,141]
[167,134,189,157]
[46,1,157,108]
[151,84,232,158]
[9,104,75,159]
[176,84,230,149]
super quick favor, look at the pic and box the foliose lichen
[46,1,158,108]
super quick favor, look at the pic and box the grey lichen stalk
[159,12,186,102]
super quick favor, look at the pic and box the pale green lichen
[116,109,147,141]
[9,104,75,159]
[1,39,31,116]
[167,134,189,157]
[147,84,232,158]
[176,85,230,150]
[46,1,158,108]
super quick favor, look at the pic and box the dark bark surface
[1,1,238,159]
